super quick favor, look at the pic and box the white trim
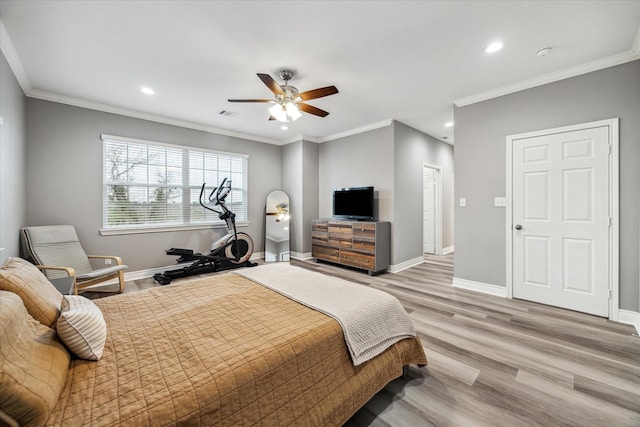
[29,89,283,146]
[291,251,313,260]
[388,256,424,273]
[423,163,442,255]
[0,19,31,92]
[316,119,393,143]
[505,118,619,318]
[97,262,193,286]
[632,26,640,56]
[452,278,508,298]
[442,245,454,255]
[454,51,639,107]
[100,134,249,159]
[617,310,640,335]
[95,254,263,287]
[29,86,395,147]
[99,222,248,236]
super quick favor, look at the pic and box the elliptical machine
[153,178,256,285]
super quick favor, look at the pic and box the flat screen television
[333,186,374,220]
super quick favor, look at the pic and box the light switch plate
[494,197,506,207]
[459,198,466,207]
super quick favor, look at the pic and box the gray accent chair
[21,225,128,295]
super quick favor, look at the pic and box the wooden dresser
[311,219,390,274]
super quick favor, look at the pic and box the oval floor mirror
[265,190,290,262]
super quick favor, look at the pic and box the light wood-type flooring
[95,254,640,427]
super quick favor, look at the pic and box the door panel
[423,167,435,254]
[512,126,609,317]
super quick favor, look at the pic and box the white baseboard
[388,256,425,273]
[617,309,640,335]
[452,277,508,297]
[291,251,313,260]
[98,253,265,287]
[442,245,454,255]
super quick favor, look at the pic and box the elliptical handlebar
[199,178,231,215]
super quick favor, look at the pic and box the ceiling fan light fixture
[286,102,302,120]
[269,101,301,122]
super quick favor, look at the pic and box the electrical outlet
[459,198,466,207]
[104,258,112,265]
[494,197,506,207]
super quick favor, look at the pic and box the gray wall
[454,59,640,311]
[280,139,319,255]
[281,141,303,253]
[25,98,281,272]
[301,140,319,254]
[393,121,454,263]
[318,122,454,266]
[0,52,26,263]
[318,125,395,223]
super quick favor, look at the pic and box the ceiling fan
[228,70,338,123]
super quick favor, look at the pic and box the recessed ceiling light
[536,47,552,57]
[485,42,504,53]
[445,121,454,127]
[140,86,155,95]
[280,125,288,130]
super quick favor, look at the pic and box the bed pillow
[0,291,70,427]
[57,295,107,360]
[0,257,63,328]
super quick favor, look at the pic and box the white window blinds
[102,135,248,232]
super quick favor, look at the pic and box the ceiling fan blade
[257,73,285,96]
[227,99,273,103]
[268,115,276,121]
[297,86,339,101]
[298,103,329,117]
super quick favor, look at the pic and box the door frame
[423,163,442,255]
[505,118,619,320]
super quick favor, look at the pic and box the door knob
[514,224,523,230]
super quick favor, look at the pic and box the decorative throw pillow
[0,291,70,427]
[0,257,62,328]
[57,295,107,360]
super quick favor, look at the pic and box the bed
[0,257,427,427]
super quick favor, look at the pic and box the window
[101,134,248,234]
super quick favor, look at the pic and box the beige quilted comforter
[46,273,427,426]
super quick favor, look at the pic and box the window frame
[100,134,249,236]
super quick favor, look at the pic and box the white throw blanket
[236,263,416,366]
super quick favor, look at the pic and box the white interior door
[512,126,610,317]
[423,166,436,254]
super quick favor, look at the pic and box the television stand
[311,219,390,274]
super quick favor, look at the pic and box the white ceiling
[1,1,639,145]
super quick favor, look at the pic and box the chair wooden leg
[117,270,125,293]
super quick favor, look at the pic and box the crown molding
[454,50,640,107]
[0,19,31,92]
[315,119,394,143]
[27,89,282,145]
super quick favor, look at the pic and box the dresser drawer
[351,239,375,254]
[312,231,329,245]
[312,245,340,263]
[312,220,328,232]
[328,222,352,236]
[329,236,352,249]
[352,222,375,238]
[340,250,375,270]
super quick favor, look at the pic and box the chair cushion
[57,295,107,360]
[21,225,93,278]
[0,291,70,427]
[0,257,63,328]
